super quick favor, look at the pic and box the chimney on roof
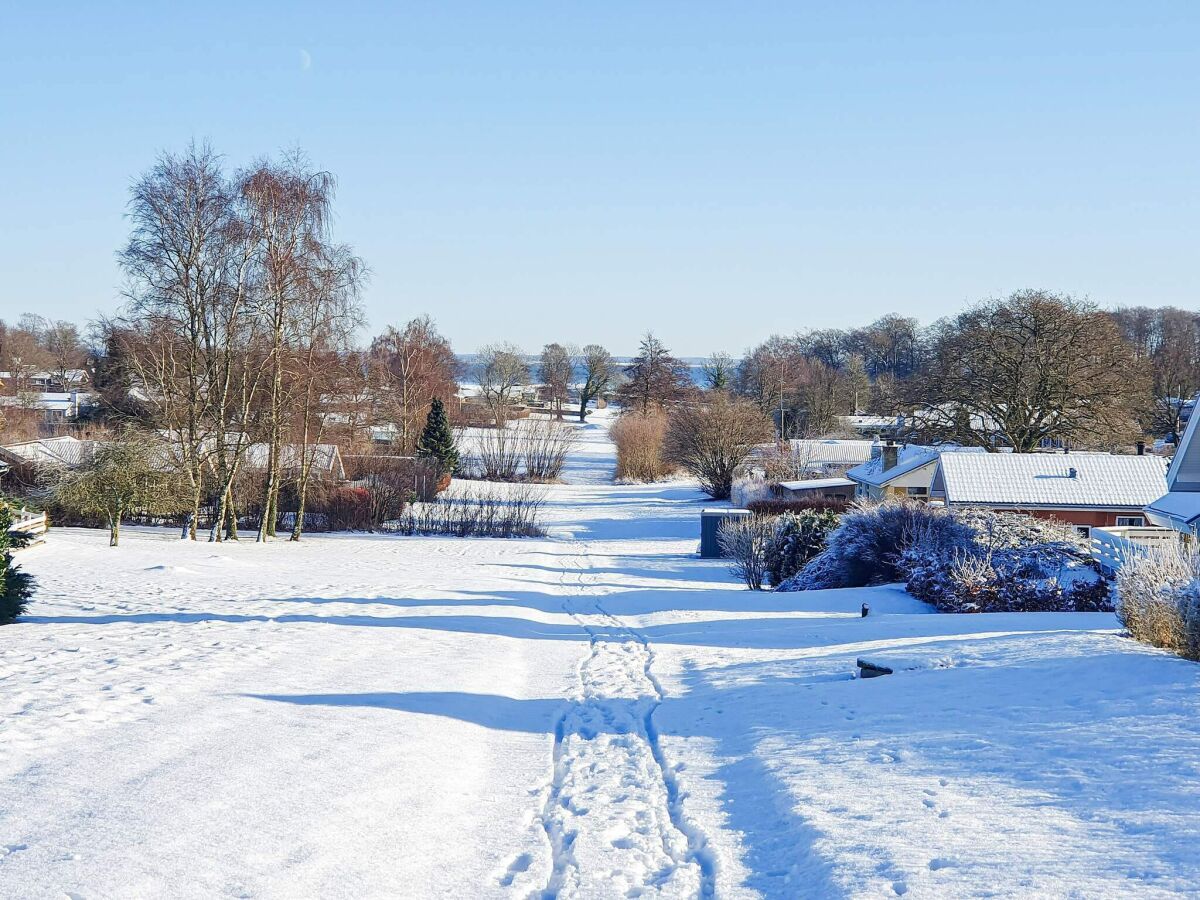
[882,441,899,471]
[1068,467,1078,479]
[1136,440,1146,456]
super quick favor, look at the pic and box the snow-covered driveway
[4,417,1200,898]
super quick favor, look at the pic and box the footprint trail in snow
[519,542,715,899]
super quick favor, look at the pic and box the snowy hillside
[3,414,1200,898]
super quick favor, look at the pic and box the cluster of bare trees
[369,316,460,452]
[0,315,91,440]
[912,291,1146,451]
[104,143,365,542]
[1111,306,1200,439]
[731,291,1156,450]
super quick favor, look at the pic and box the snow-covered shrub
[779,501,973,590]
[955,507,1088,553]
[731,473,770,509]
[902,508,1110,613]
[1116,545,1200,660]
[765,509,839,588]
[718,514,776,590]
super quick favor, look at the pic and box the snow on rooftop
[777,476,855,491]
[847,444,985,487]
[939,452,1169,509]
[786,439,876,465]
[1145,491,1200,529]
[0,436,97,468]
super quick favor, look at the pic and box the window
[1115,516,1145,528]
[1074,525,1092,538]
[905,486,928,497]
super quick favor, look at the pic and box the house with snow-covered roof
[932,451,1169,537]
[846,441,985,502]
[0,436,99,470]
[1146,404,1200,536]
[745,439,877,479]
[770,476,856,503]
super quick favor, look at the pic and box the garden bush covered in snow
[902,508,1109,613]
[1116,544,1200,660]
[778,501,973,590]
[777,501,1111,613]
[765,509,839,587]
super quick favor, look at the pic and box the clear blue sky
[1,2,1196,356]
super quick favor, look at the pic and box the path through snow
[4,411,1200,898]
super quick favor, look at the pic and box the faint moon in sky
[299,49,312,71]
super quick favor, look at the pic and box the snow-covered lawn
[4,415,1200,898]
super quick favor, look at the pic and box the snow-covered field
[4,411,1200,898]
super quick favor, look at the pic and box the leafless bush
[718,514,777,590]
[520,418,577,482]
[475,424,523,481]
[611,412,675,482]
[387,482,547,538]
[1116,544,1200,660]
[664,396,774,499]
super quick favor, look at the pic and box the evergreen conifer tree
[416,398,460,474]
[0,502,34,623]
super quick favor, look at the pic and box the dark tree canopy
[575,343,616,421]
[617,333,692,414]
[910,290,1147,451]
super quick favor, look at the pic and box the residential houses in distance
[845,441,985,502]
[0,369,98,433]
[931,450,1169,537]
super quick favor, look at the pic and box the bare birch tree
[118,143,235,538]
[239,152,337,541]
[369,316,459,452]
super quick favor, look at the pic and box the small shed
[772,477,856,502]
[700,508,752,559]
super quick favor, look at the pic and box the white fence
[9,507,48,539]
[1091,526,1180,575]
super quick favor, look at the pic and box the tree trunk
[186,466,202,541]
[109,513,120,547]
[290,478,309,541]
[225,491,239,540]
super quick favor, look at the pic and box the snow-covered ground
[4,411,1200,898]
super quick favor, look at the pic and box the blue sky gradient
[1,2,1196,355]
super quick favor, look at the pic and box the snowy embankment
[3,411,1200,898]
